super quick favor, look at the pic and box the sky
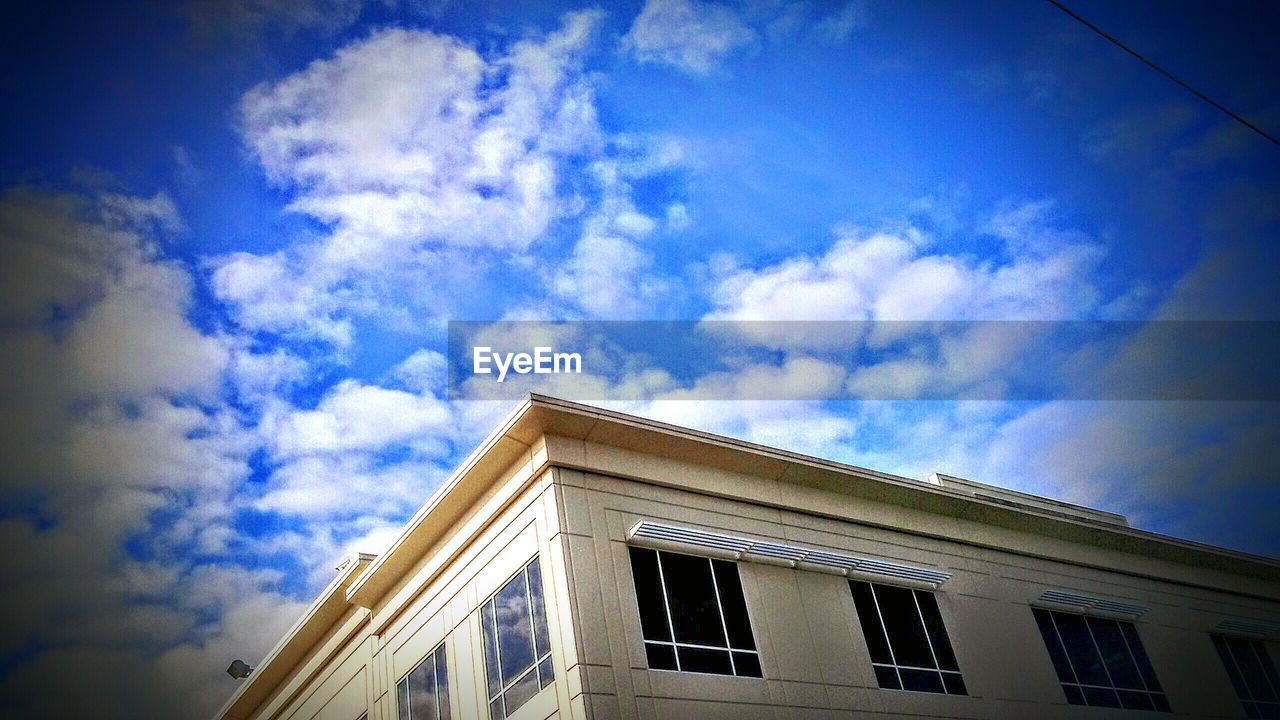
[0,0,1277,716]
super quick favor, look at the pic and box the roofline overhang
[347,394,1280,610]
[214,553,374,720]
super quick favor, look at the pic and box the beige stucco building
[215,395,1280,720]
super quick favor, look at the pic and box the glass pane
[480,601,501,696]
[1054,612,1109,686]
[712,559,755,650]
[645,642,678,670]
[661,552,728,648]
[435,646,450,720]
[850,581,892,664]
[1234,637,1280,702]
[942,671,967,695]
[488,697,503,720]
[502,666,540,717]
[408,655,438,720]
[1033,609,1076,683]
[1214,635,1252,698]
[494,571,536,686]
[397,676,411,720]
[874,583,934,669]
[526,559,551,659]
[629,547,672,642]
[900,668,945,694]
[1117,689,1155,711]
[1081,685,1121,708]
[537,656,554,690]
[915,591,958,671]
[1087,617,1144,689]
[1062,684,1085,705]
[1120,622,1163,692]
[874,665,901,690]
[1151,693,1171,712]
[1258,642,1280,695]
[732,651,762,678]
[677,646,733,675]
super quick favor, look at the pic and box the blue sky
[0,0,1277,716]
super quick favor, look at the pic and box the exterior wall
[369,463,585,720]
[231,423,1278,720]
[241,447,588,720]
[267,607,374,720]
[553,462,1280,719]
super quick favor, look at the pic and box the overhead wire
[1042,0,1278,147]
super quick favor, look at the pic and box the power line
[1042,0,1278,147]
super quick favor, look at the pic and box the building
[215,394,1280,720]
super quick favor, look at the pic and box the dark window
[627,546,762,678]
[396,642,449,720]
[480,557,554,720]
[1212,634,1280,719]
[1032,608,1170,712]
[848,580,966,695]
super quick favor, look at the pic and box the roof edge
[213,553,374,720]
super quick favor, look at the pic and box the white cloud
[240,17,602,253]
[709,203,1108,324]
[812,1,868,45]
[269,379,452,457]
[630,398,860,460]
[391,348,448,393]
[553,232,661,317]
[624,0,756,74]
[255,454,447,519]
[219,12,608,340]
[210,250,353,345]
[0,189,228,399]
[0,188,279,719]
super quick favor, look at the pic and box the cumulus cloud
[709,202,1107,323]
[255,454,447,519]
[0,189,227,400]
[624,0,756,74]
[218,11,607,340]
[268,379,452,457]
[391,348,448,393]
[0,188,296,718]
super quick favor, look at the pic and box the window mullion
[523,562,541,663]
[488,599,505,703]
[867,583,902,686]
[1115,621,1152,694]
[405,670,412,720]
[1083,616,1120,694]
[1047,612,1083,690]
[911,589,943,672]
[1247,641,1279,701]
[653,551,682,672]
[1225,640,1256,702]
[432,649,441,720]
[706,557,737,676]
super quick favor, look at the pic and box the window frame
[1031,607,1170,712]
[479,555,554,720]
[627,545,763,678]
[395,640,449,720]
[848,579,967,695]
[1211,633,1280,719]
